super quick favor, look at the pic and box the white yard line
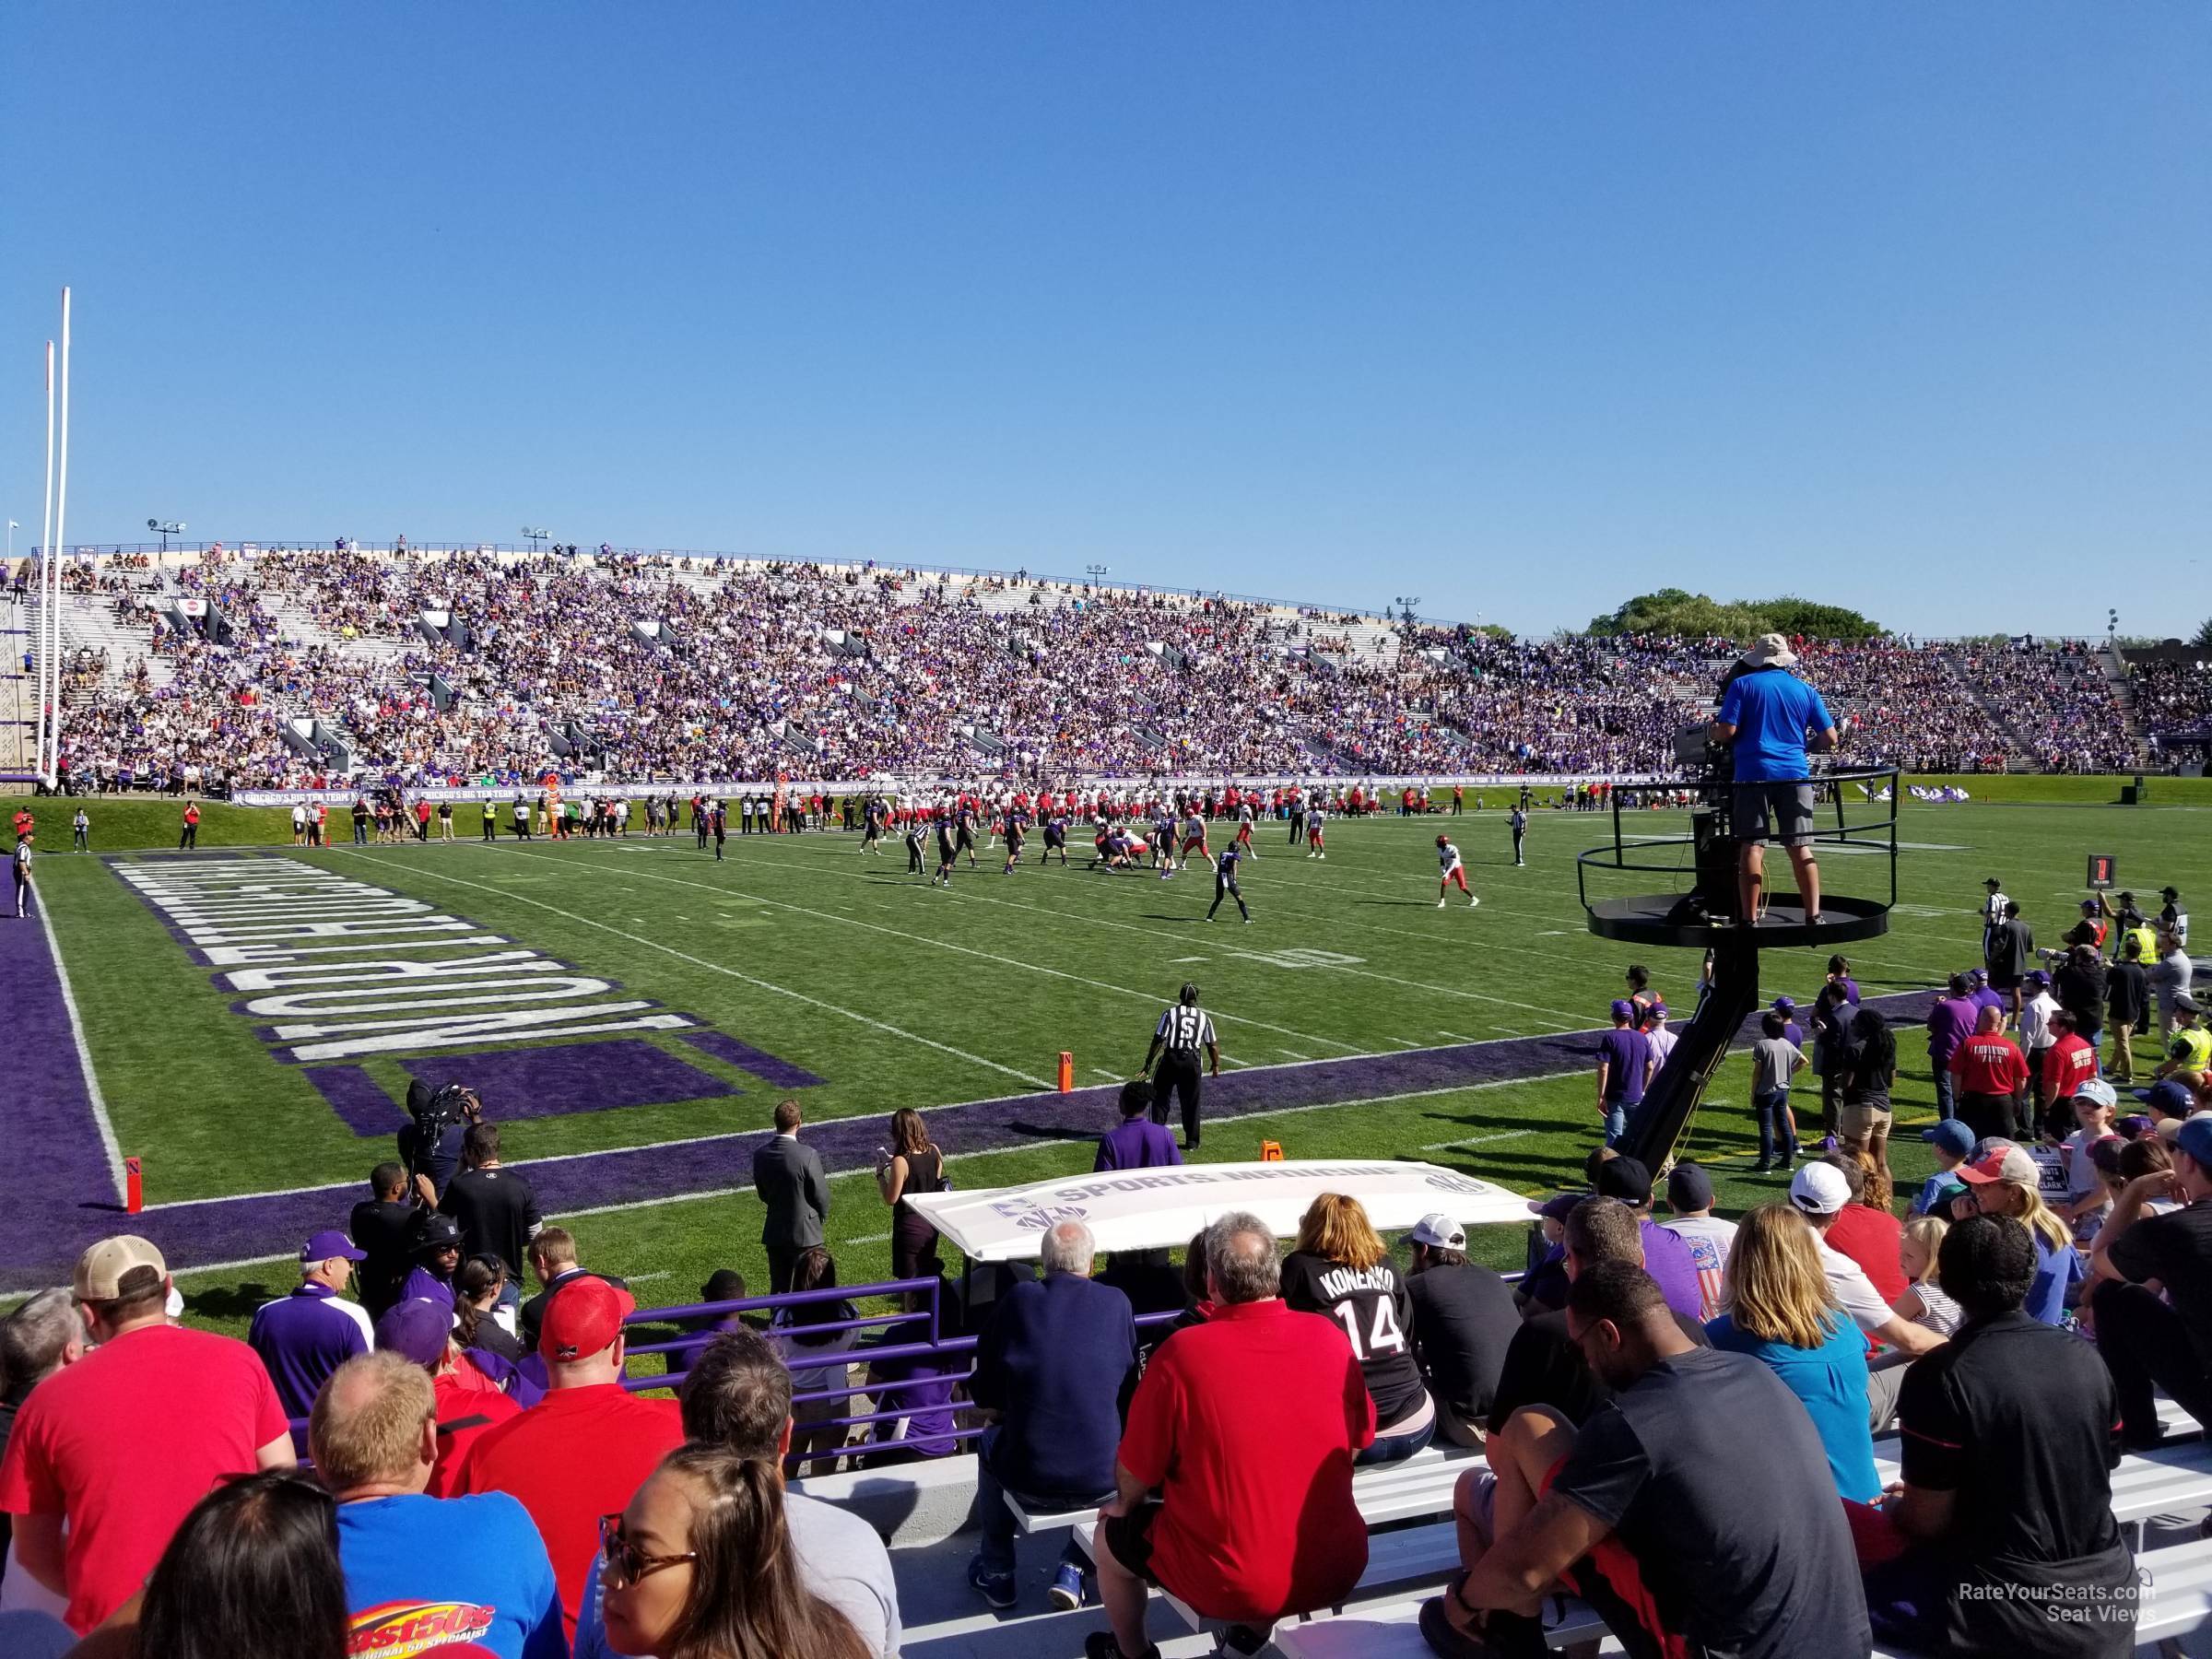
[1418,1128,1536,1152]
[335,849,1052,1089]
[488,841,1368,1058]
[36,894,126,1203]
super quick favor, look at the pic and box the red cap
[541,1277,636,1362]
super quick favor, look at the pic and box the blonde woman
[1704,1205,1882,1500]
[1955,1143,2084,1324]
[1890,1215,1960,1337]
[1281,1193,1434,1464]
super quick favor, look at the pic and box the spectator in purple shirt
[1595,1001,1654,1147]
[1095,1080,1182,1172]
[1925,975,1979,1127]
[1594,1158,1705,1324]
[247,1230,373,1421]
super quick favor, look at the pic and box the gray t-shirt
[1751,1036,1807,1097]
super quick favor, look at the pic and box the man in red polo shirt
[0,1237,293,1632]
[457,1277,681,1638]
[2039,1010,2100,1139]
[1086,1210,1374,1659]
[1947,1005,2029,1145]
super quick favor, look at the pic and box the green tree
[2193,618,2212,650]
[1585,589,1882,641]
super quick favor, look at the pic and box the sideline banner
[230,771,1677,810]
[905,1159,1533,1263]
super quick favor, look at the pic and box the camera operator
[398,1082,484,1206]
[1708,633,1840,926]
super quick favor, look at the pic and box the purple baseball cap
[301,1229,367,1264]
[1609,998,1635,1021]
[1771,995,1796,1013]
[375,1299,453,1367]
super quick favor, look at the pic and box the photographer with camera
[398,1081,483,1206]
[1708,634,1840,926]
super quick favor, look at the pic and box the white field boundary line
[136,1009,1606,1218]
[155,1068,1595,1277]
[36,893,127,1202]
[738,837,1587,1033]
[329,848,1053,1090]
[481,841,1367,1058]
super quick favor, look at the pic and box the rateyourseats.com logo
[1956,1574,2147,1628]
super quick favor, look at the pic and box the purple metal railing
[618,1274,1184,1467]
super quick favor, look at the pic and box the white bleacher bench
[1022,1441,1482,1537]
[1271,1594,1614,1658]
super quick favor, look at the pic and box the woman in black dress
[875,1108,946,1282]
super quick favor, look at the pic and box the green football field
[15,794,2209,1340]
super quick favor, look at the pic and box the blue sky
[3,5,2206,634]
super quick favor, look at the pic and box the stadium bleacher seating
[10,544,2150,790]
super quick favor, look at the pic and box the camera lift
[1578,757,1900,1173]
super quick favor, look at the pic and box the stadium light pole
[1394,594,1421,650]
[1085,562,1109,587]
[147,518,184,553]
[523,525,550,552]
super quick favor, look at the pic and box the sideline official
[1142,982,1219,1152]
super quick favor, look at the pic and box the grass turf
[17,797,2210,1339]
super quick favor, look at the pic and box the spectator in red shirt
[458,1277,682,1639]
[1947,1006,2029,1144]
[1818,1154,1908,1305]
[0,1237,294,1632]
[1086,1209,1374,1659]
[372,1299,524,1499]
[2039,1011,2100,1139]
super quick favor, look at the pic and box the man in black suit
[752,1098,830,1294]
[519,1225,629,1352]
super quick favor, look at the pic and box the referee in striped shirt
[1142,982,1219,1150]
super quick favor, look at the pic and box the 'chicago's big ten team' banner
[232,773,1676,809]
[905,1159,1533,1262]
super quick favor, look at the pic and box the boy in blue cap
[1912,1121,1978,1216]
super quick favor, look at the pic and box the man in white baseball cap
[1789,1162,1945,1430]
[1404,1213,1521,1451]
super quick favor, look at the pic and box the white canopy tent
[901,1159,1533,1265]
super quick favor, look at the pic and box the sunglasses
[598,1514,697,1590]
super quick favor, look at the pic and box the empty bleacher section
[9,545,2151,793]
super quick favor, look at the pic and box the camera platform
[1576,766,1901,1171]
[1583,891,1890,949]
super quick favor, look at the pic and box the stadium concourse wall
[16,773,2212,851]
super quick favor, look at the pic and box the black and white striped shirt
[1156,1005,1215,1053]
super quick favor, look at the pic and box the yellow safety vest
[2171,1027,2212,1074]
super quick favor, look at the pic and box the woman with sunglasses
[598,1443,868,1659]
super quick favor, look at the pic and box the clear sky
[4,5,2206,633]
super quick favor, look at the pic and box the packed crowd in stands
[2135,656,2212,739]
[7,958,2212,1658]
[14,547,2152,795]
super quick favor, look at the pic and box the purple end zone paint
[307,1065,406,1135]
[0,987,1942,1288]
[404,1040,737,1118]
[681,1030,828,1090]
[0,895,123,1275]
